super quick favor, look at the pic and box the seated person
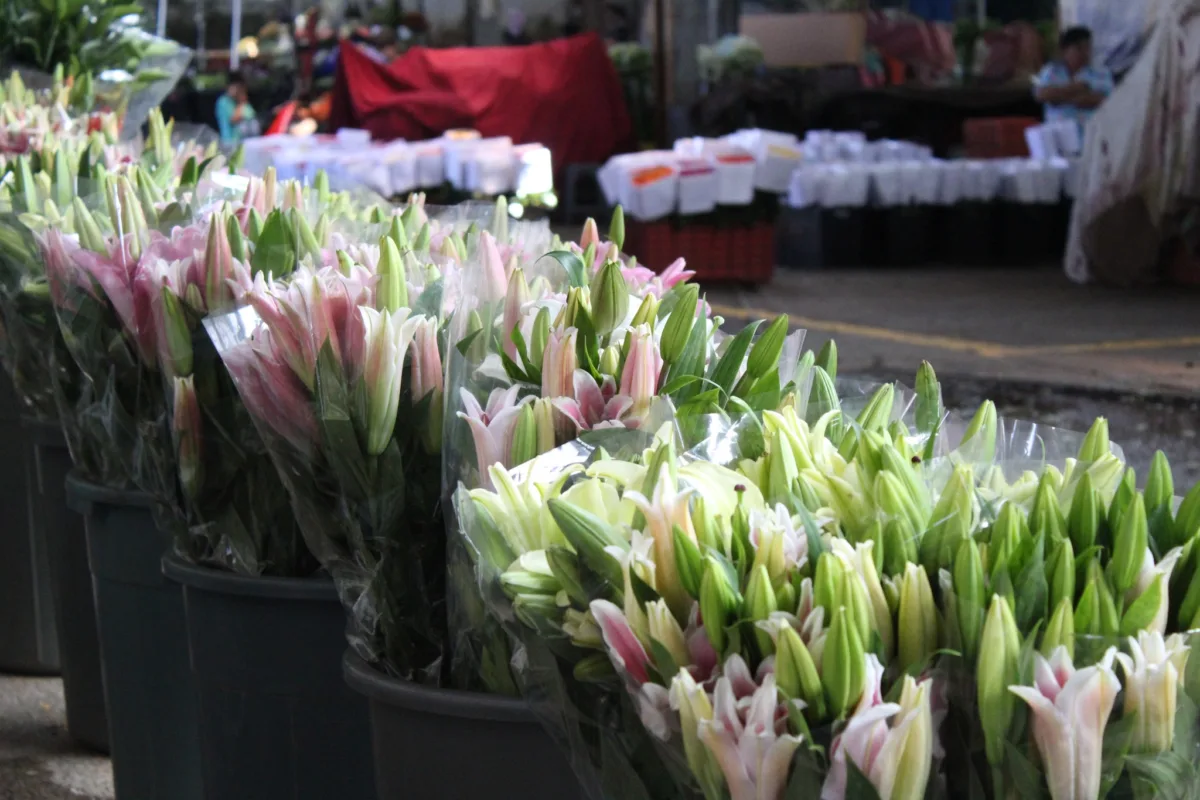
[215,71,260,147]
[1034,26,1114,130]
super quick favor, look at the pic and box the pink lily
[591,598,652,685]
[579,218,601,251]
[222,339,318,456]
[457,386,528,489]
[1009,647,1121,800]
[501,268,530,360]
[624,465,697,620]
[410,316,443,401]
[697,670,803,800]
[479,231,508,304]
[172,375,204,500]
[619,324,663,419]
[551,370,634,432]
[540,327,578,400]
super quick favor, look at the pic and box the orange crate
[962,116,1040,159]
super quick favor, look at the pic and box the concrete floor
[0,676,111,799]
[2,264,1198,799]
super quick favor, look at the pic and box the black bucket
[939,202,997,266]
[26,420,108,752]
[882,205,934,267]
[776,205,823,269]
[819,207,870,267]
[66,473,203,800]
[343,652,582,800]
[0,375,58,675]
[999,202,1058,265]
[163,556,375,800]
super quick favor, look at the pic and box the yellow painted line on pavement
[709,302,1018,359]
[1017,336,1200,355]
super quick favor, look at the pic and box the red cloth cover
[329,34,632,175]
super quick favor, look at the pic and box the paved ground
[0,676,111,799]
[706,266,1200,397]
[2,264,1198,799]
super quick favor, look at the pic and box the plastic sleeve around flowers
[204,200,465,681]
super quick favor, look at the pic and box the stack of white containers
[240,129,555,199]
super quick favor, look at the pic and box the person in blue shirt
[1033,27,1114,130]
[215,71,259,147]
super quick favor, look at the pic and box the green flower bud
[856,383,895,434]
[920,464,974,575]
[898,563,938,673]
[1178,559,1200,632]
[745,314,789,381]
[746,566,779,655]
[1030,471,1067,543]
[884,518,918,577]
[1077,417,1110,462]
[1108,467,1137,533]
[609,205,625,251]
[776,624,827,720]
[509,404,537,467]
[413,222,431,252]
[807,366,842,439]
[1109,494,1149,595]
[1042,597,1075,659]
[954,538,985,662]
[813,552,844,617]
[1068,471,1100,553]
[960,400,997,463]
[1120,574,1163,637]
[823,605,867,719]
[630,292,659,328]
[159,286,194,377]
[815,339,838,382]
[375,236,408,313]
[547,498,626,586]
[1145,451,1174,514]
[1175,482,1200,546]
[914,360,942,437]
[674,525,704,600]
[978,594,1020,766]
[660,284,699,365]
[1047,537,1076,612]
[699,557,740,653]
[875,470,925,537]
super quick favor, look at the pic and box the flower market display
[4,56,1200,800]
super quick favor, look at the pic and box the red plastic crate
[625,220,775,285]
[962,116,1040,159]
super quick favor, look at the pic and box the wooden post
[653,0,668,146]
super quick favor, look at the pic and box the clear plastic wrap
[442,210,818,797]
[204,196,544,677]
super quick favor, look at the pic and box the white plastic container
[618,163,679,221]
[414,144,445,188]
[512,144,554,197]
[677,159,717,215]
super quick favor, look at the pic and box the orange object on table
[632,165,673,186]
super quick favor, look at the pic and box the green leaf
[538,250,587,288]
[1014,534,1048,633]
[1004,740,1047,799]
[455,327,483,357]
[648,639,680,683]
[708,321,760,399]
[784,745,826,800]
[1100,711,1138,798]
[844,757,882,800]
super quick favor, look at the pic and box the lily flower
[457,386,528,489]
[1115,631,1190,754]
[1009,646,1121,800]
[552,370,635,432]
[697,670,803,800]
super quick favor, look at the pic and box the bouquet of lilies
[40,161,399,579]
[444,208,818,791]
[207,195,551,676]
[457,334,1200,799]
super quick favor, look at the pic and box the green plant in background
[697,35,765,84]
[608,42,653,147]
[1,0,177,86]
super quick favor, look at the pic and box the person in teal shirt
[1033,27,1114,134]
[215,71,259,147]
